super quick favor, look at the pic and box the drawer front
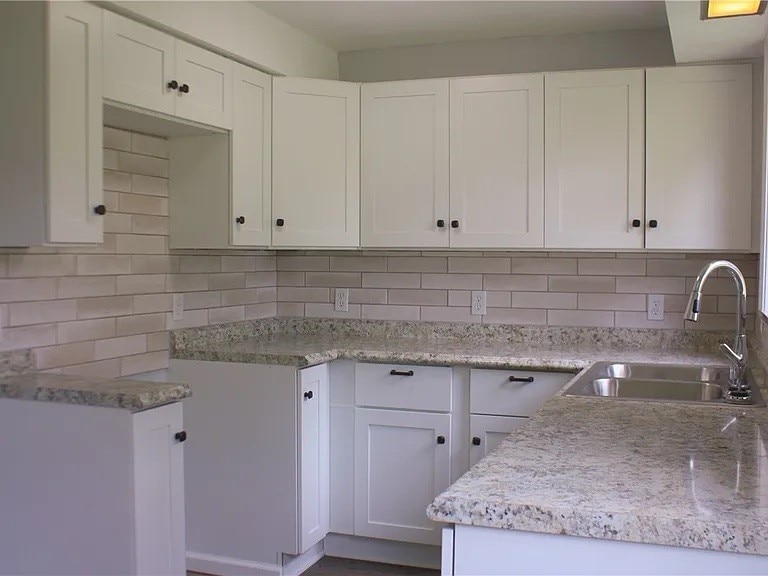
[355,363,452,412]
[470,369,571,417]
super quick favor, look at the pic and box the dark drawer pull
[304,391,313,400]
[389,369,414,376]
[509,376,534,383]
[437,436,446,445]
[174,431,187,443]
[472,437,481,446]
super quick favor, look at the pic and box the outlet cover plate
[335,288,349,312]
[648,294,664,321]
[471,291,487,315]
[172,293,184,321]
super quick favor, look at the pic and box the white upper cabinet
[450,75,544,248]
[272,78,360,248]
[231,63,272,247]
[103,12,232,130]
[544,69,645,249]
[645,65,752,251]
[361,80,450,248]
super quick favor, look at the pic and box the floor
[188,557,438,576]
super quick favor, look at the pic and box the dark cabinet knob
[437,436,446,445]
[93,205,106,216]
[167,80,178,90]
[631,219,641,228]
[235,216,245,224]
[451,220,459,228]
[179,83,190,94]
[472,437,481,446]
[276,218,285,227]
[649,219,658,228]
[174,431,187,443]
[437,220,445,228]
[509,375,534,383]
[389,369,414,376]
[304,391,313,400]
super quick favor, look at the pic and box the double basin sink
[564,362,765,407]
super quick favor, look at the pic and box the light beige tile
[685,276,758,296]
[362,273,421,289]
[118,151,169,177]
[131,174,169,197]
[132,255,178,274]
[165,309,208,331]
[133,294,173,313]
[305,272,362,287]
[120,351,169,377]
[166,274,208,292]
[362,304,420,321]
[76,255,131,276]
[221,289,259,306]
[77,296,133,319]
[547,309,614,328]
[209,273,246,290]
[56,276,116,299]
[179,256,220,273]
[103,191,120,212]
[58,318,116,344]
[483,308,547,326]
[0,324,57,349]
[119,193,169,216]
[349,288,387,305]
[245,271,277,288]
[104,127,131,151]
[425,251,483,257]
[449,290,511,308]
[209,306,246,324]
[615,311,684,330]
[131,215,169,235]
[116,274,166,295]
[103,169,132,192]
[646,259,717,277]
[616,277,686,294]
[62,359,121,379]
[0,278,57,302]
[277,302,304,317]
[0,255,7,277]
[623,252,684,259]
[389,289,447,306]
[278,256,329,271]
[116,234,166,254]
[420,306,479,324]
[512,292,577,309]
[105,212,132,233]
[131,133,169,158]
[665,294,717,313]
[36,341,96,370]
[549,252,616,258]
[221,256,256,272]
[685,313,753,331]
[510,258,577,275]
[256,287,276,302]
[245,302,277,320]
[548,276,616,293]
[0,303,6,327]
[483,275,548,291]
[9,300,77,326]
[387,257,447,273]
[147,331,169,352]
[184,291,221,310]
[94,334,147,360]
[578,258,646,276]
[9,254,76,277]
[448,257,510,274]
[578,293,647,311]
[277,287,330,303]
[276,271,305,286]
[329,256,387,272]
[103,149,119,170]
[421,274,482,290]
[117,313,166,336]
[305,303,362,319]
[718,295,757,314]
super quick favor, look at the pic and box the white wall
[338,28,675,82]
[104,1,339,79]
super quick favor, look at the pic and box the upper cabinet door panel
[174,40,233,129]
[103,11,175,115]
[361,80,450,248]
[450,75,544,248]
[231,64,271,247]
[544,69,645,249]
[47,1,103,244]
[272,78,360,248]
[645,65,752,251]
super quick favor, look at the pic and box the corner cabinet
[272,78,361,248]
[645,64,752,251]
[0,1,104,246]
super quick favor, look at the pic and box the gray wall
[339,28,675,82]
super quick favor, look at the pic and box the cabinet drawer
[355,363,452,412]
[470,369,571,417]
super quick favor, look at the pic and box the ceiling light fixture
[702,0,766,19]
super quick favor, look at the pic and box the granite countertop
[0,372,191,412]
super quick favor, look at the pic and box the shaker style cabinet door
[645,65,752,251]
[272,78,360,248]
[354,408,451,545]
[469,414,526,468]
[103,11,175,115]
[361,80,450,248]
[174,40,233,129]
[449,74,544,248]
[544,69,645,249]
[231,63,272,247]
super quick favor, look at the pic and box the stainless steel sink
[564,362,764,406]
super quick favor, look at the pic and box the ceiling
[254,1,669,52]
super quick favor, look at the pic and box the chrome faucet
[684,260,752,404]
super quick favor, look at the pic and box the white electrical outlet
[172,293,185,321]
[335,288,349,312]
[648,294,664,321]
[471,291,487,315]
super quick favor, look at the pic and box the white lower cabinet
[354,408,452,545]
[469,414,527,467]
